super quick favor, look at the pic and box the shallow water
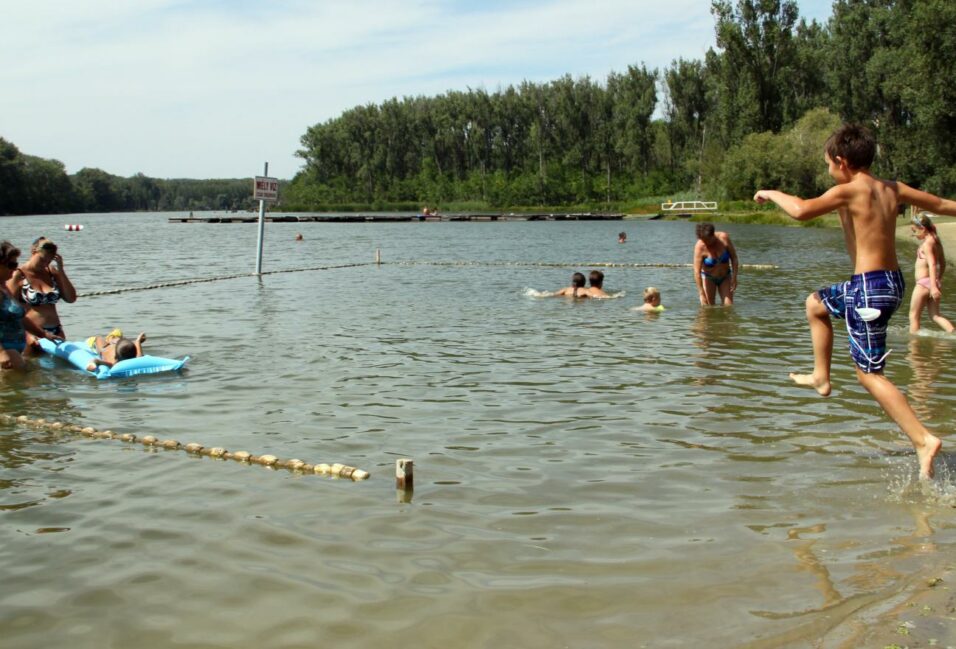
[1,213,955,648]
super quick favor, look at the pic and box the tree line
[0,138,255,216]
[3,0,955,216]
[288,0,956,209]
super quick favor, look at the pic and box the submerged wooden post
[396,458,413,502]
[396,458,413,489]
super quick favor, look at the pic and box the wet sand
[934,220,956,251]
[817,563,956,648]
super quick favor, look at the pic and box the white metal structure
[660,201,717,212]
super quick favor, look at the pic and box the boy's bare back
[836,173,902,274]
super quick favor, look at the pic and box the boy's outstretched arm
[754,186,849,221]
[898,183,956,216]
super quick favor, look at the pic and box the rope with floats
[79,262,376,298]
[0,414,370,481]
[391,260,779,270]
[78,258,778,299]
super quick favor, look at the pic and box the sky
[0,0,834,180]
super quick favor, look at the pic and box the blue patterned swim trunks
[816,269,904,373]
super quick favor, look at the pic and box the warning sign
[253,176,279,201]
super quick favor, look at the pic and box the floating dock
[168,212,625,224]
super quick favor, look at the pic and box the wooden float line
[0,413,369,481]
[393,260,780,270]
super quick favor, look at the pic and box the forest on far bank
[3,0,955,217]
[0,145,254,216]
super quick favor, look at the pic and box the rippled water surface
[2,213,955,648]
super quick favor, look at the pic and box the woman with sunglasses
[0,241,60,370]
[19,237,76,352]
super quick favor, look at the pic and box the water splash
[884,452,956,505]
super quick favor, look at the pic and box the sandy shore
[816,563,956,648]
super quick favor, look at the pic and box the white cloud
[0,0,831,179]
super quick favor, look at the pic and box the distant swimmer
[295,233,304,241]
[618,232,627,244]
[552,272,590,298]
[585,270,609,298]
[635,287,665,313]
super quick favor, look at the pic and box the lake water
[2,213,955,648]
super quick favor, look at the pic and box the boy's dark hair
[696,223,715,240]
[571,272,586,288]
[115,339,137,361]
[589,270,604,288]
[824,123,876,170]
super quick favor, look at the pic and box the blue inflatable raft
[38,338,189,379]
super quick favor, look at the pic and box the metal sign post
[253,164,279,274]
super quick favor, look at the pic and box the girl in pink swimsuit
[908,212,954,333]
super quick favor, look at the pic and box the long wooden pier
[168,212,625,224]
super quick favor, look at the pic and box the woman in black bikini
[693,223,739,306]
[18,237,76,352]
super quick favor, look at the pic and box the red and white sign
[253,176,279,202]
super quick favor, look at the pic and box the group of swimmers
[550,269,664,312]
[551,221,739,311]
[0,236,145,371]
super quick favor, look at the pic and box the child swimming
[634,287,665,313]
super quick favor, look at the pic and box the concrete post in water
[375,248,381,265]
[254,161,268,275]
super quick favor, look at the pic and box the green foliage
[719,107,842,199]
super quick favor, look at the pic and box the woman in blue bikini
[693,222,739,306]
[0,241,60,370]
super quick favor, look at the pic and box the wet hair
[696,223,715,240]
[643,287,660,303]
[824,123,876,170]
[0,240,21,266]
[589,270,604,288]
[571,272,586,288]
[115,339,137,361]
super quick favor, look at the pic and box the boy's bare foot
[789,372,831,397]
[916,433,942,480]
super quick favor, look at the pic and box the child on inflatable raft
[84,328,146,371]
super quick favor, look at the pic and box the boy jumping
[754,123,956,479]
